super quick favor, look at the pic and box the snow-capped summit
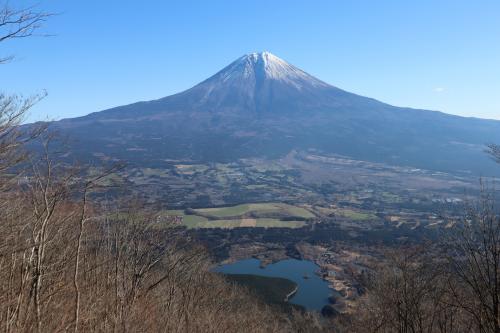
[218,51,330,89]
[165,51,350,113]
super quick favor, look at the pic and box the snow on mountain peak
[187,52,336,110]
[213,51,331,90]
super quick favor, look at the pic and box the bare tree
[445,185,500,333]
[353,246,468,333]
[0,2,50,189]
[0,2,52,64]
[0,94,46,189]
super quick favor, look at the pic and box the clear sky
[2,0,500,122]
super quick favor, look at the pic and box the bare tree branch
[0,2,53,64]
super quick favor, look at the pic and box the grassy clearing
[165,203,311,229]
[281,205,315,219]
[192,218,305,229]
[164,210,209,228]
[311,206,377,221]
[254,218,305,228]
[182,215,210,228]
[195,204,254,217]
[240,218,257,227]
[194,203,314,219]
[197,220,243,229]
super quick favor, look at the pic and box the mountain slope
[51,52,500,175]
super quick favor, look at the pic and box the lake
[215,258,331,311]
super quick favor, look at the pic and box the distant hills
[47,52,500,175]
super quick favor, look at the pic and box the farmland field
[166,202,311,229]
[180,216,305,229]
[194,203,315,219]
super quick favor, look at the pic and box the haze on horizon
[2,0,500,123]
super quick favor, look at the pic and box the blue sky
[2,0,500,122]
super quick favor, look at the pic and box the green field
[182,215,210,228]
[176,216,305,229]
[195,204,254,217]
[166,202,312,229]
[254,218,304,228]
[194,203,315,219]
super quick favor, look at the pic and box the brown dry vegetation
[348,183,500,333]
[0,121,327,333]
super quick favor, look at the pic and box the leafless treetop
[0,2,52,63]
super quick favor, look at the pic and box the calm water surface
[215,258,331,311]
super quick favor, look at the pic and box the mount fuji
[49,52,500,174]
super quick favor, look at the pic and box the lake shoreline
[214,258,331,311]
